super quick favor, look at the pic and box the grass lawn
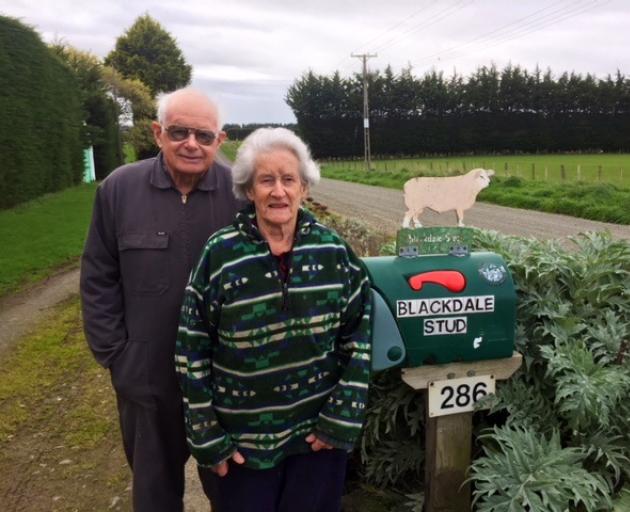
[123,143,137,164]
[0,183,97,297]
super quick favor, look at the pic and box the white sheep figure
[402,168,495,228]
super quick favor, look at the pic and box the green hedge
[0,16,84,209]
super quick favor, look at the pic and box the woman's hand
[211,451,245,477]
[306,433,333,451]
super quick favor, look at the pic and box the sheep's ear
[486,169,495,176]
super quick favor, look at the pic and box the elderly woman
[175,128,372,512]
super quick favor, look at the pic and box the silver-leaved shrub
[363,231,629,511]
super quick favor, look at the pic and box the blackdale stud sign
[397,295,495,336]
[397,295,495,317]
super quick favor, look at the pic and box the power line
[349,0,433,55]
[334,0,469,74]
[414,0,606,69]
[413,0,577,64]
[371,0,474,55]
[337,0,608,81]
[463,0,607,59]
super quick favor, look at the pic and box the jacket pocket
[118,232,170,295]
[110,339,156,409]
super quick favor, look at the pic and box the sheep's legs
[456,209,465,227]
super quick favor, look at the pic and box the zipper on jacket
[181,194,188,204]
[281,280,289,311]
[278,258,290,312]
[271,249,291,312]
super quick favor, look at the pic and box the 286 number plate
[428,375,495,417]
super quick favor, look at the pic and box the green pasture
[221,140,240,162]
[321,154,630,225]
[322,153,630,188]
[123,143,137,164]
[0,183,97,296]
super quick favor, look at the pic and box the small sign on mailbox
[397,227,473,256]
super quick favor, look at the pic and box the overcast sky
[3,0,628,124]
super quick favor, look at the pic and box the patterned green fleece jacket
[176,205,372,470]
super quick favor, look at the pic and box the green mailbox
[365,228,516,370]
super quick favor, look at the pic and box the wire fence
[320,155,630,187]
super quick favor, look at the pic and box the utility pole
[351,53,377,171]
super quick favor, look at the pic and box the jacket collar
[149,152,219,191]
[235,203,316,245]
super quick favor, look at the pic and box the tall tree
[286,64,630,157]
[105,14,191,95]
[100,65,157,160]
[51,44,123,177]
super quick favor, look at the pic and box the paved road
[311,178,630,240]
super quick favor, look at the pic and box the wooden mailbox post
[401,353,522,511]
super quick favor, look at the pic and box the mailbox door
[370,288,406,371]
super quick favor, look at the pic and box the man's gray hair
[232,127,320,200]
[156,88,223,128]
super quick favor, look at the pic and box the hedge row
[0,16,84,208]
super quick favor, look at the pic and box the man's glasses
[163,125,218,146]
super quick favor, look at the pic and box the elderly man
[80,88,243,511]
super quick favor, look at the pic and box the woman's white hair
[232,127,320,200]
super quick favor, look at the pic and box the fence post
[561,164,566,181]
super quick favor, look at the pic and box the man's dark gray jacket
[80,155,243,404]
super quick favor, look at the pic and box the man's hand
[211,451,245,477]
[306,433,333,451]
